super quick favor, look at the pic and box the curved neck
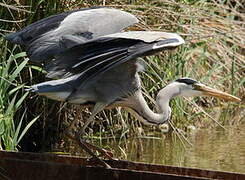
[123,91,167,125]
[156,83,180,113]
[124,84,180,125]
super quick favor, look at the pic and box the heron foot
[74,127,115,160]
[65,132,113,168]
[82,141,114,160]
[76,136,112,168]
[88,157,111,169]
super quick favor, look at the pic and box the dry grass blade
[186,99,227,130]
[168,120,193,148]
[0,2,31,13]
[0,18,26,23]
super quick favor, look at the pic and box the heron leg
[75,103,114,166]
[76,102,106,139]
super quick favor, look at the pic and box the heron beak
[193,83,241,102]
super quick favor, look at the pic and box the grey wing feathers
[30,31,184,104]
[5,7,139,62]
[45,37,137,78]
[46,31,184,83]
[78,36,183,86]
[5,9,82,45]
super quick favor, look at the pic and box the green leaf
[0,115,5,136]
[15,91,29,110]
[9,58,28,83]
[5,94,17,115]
[13,110,25,146]
[17,115,39,144]
[12,52,27,60]
[8,84,25,95]
[29,65,46,73]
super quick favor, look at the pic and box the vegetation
[0,0,244,152]
[0,42,38,150]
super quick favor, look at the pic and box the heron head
[175,78,241,102]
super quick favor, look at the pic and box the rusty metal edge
[1,158,209,180]
[0,150,244,180]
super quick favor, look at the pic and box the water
[119,127,245,173]
[60,124,245,173]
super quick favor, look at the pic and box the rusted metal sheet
[0,151,244,180]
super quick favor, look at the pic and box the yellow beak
[193,83,241,102]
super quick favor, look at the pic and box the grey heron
[6,7,241,167]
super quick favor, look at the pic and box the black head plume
[175,78,198,85]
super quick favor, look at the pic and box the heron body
[6,7,241,166]
[28,29,186,125]
[7,7,187,124]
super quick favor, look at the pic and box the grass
[0,40,38,150]
[0,0,244,152]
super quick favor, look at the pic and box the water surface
[61,124,245,173]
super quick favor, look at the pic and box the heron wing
[5,7,138,61]
[5,9,81,45]
[46,31,184,80]
[30,31,184,103]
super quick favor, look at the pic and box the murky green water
[61,124,245,173]
[118,127,244,173]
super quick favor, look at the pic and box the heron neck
[125,90,169,125]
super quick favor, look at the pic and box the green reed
[0,39,39,150]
